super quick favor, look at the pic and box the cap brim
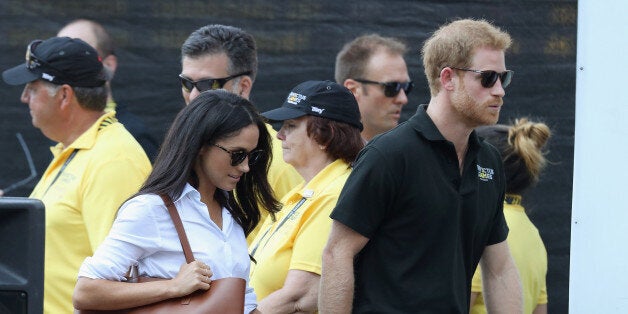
[2,64,39,86]
[261,107,307,122]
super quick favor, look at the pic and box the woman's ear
[198,146,207,156]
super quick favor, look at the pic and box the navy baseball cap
[262,80,363,131]
[2,36,106,87]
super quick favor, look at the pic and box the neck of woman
[295,154,335,184]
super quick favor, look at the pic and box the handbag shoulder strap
[159,194,195,264]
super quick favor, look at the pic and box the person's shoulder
[117,193,164,219]
[99,123,150,154]
[366,122,423,157]
[477,137,502,163]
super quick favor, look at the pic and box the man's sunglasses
[354,78,414,98]
[449,67,514,88]
[213,143,264,167]
[179,71,251,93]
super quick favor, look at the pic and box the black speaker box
[0,197,45,314]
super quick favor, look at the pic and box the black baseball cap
[262,80,363,131]
[2,36,106,87]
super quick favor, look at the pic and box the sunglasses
[25,40,68,75]
[354,78,414,97]
[213,143,264,166]
[179,71,251,93]
[449,67,514,88]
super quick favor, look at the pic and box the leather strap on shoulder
[159,194,195,263]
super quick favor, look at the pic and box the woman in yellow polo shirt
[249,80,364,313]
[470,118,552,314]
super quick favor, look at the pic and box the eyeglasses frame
[212,143,264,166]
[448,66,514,88]
[179,71,252,93]
[353,78,414,98]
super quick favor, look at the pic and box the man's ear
[439,67,456,91]
[237,75,253,99]
[57,84,75,109]
[344,79,362,100]
[102,54,118,79]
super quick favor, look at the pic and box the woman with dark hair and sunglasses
[72,90,280,313]
[248,80,364,313]
[470,118,551,314]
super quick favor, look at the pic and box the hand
[170,259,213,296]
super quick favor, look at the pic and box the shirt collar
[286,159,351,202]
[105,100,117,113]
[410,104,446,142]
[50,111,117,156]
[69,111,117,150]
[410,104,482,154]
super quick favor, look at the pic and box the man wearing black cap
[2,37,151,314]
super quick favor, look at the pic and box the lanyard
[42,149,78,197]
[251,196,307,257]
[38,116,114,197]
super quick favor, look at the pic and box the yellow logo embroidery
[286,92,307,105]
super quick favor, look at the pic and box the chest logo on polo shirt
[477,164,494,182]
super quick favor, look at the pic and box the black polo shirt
[330,105,508,313]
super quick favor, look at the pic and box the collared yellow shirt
[249,159,351,300]
[31,111,151,314]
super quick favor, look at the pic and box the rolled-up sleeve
[244,283,257,314]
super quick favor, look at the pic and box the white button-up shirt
[78,183,257,313]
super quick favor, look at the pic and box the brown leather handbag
[76,194,246,314]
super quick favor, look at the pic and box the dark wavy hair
[306,116,364,164]
[134,90,280,235]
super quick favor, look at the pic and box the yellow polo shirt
[249,159,351,300]
[470,196,548,314]
[30,111,151,314]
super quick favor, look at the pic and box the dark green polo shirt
[331,105,508,313]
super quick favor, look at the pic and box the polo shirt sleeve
[538,284,548,304]
[330,146,396,239]
[80,157,150,252]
